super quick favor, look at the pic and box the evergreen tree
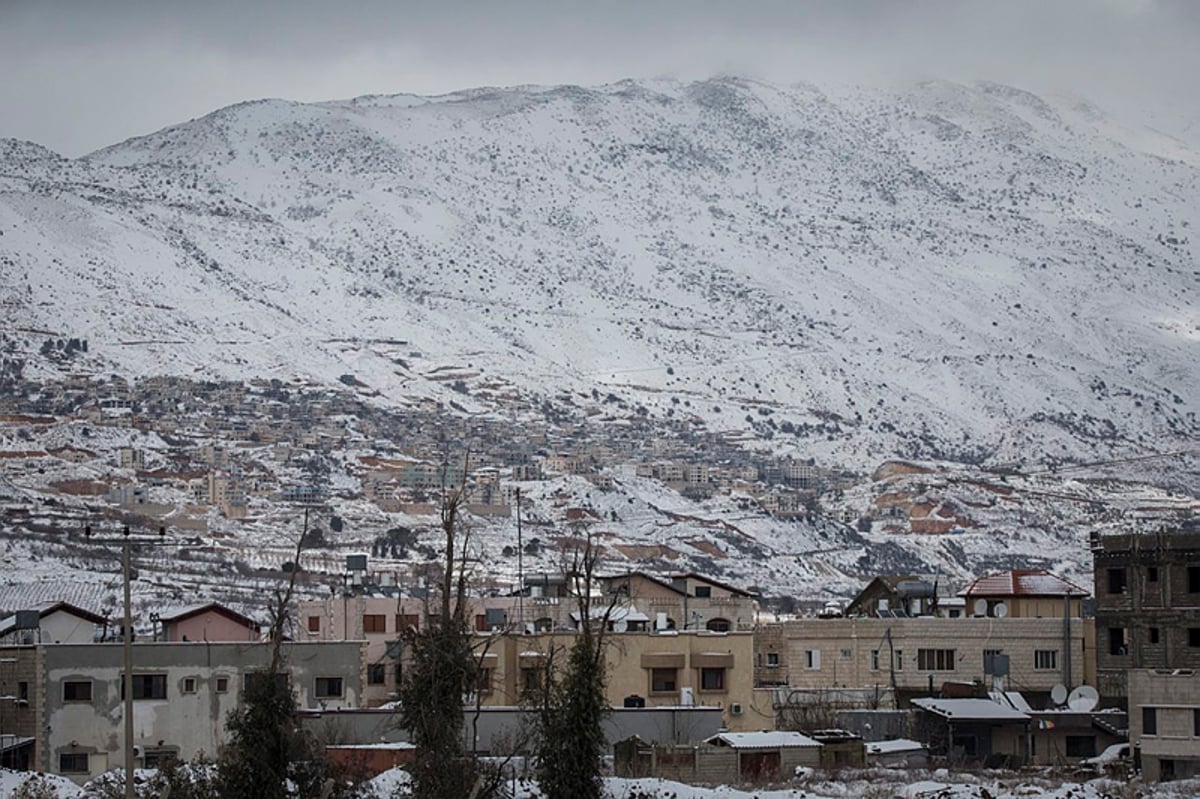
[535,634,607,799]
[534,534,610,799]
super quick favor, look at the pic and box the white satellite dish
[994,603,1009,618]
[1050,684,1068,705]
[973,599,988,617]
[1067,685,1099,712]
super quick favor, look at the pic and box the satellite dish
[994,603,1009,618]
[973,599,988,617]
[1067,685,1099,712]
[1051,684,1068,705]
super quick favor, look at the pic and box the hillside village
[1,370,1198,792]
[2,370,1194,616]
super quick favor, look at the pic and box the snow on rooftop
[912,697,1030,721]
[960,570,1089,598]
[867,739,927,754]
[707,731,822,749]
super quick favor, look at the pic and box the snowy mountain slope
[0,77,1197,470]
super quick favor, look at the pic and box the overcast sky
[3,0,1199,156]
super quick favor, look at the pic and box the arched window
[706,618,731,632]
[534,617,553,632]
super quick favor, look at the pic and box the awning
[640,652,686,669]
[690,652,735,669]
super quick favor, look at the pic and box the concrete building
[959,570,1089,619]
[1092,526,1200,703]
[1128,669,1200,781]
[761,616,1093,707]
[157,603,260,643]
[299,570,759,707]
[5,640,364,783]
[0,603,106,646]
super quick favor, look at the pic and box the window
[870,650,880,671]
[1189,566,1200,594]
[59,753,89,774]
[841,649,852,659]
[307,615,320,633]
[123,674,167,700]
[767,652,780,668]
[917,649,956,671]
[1149,627,1160,645]
[1106,568,1127,595]
[476,668,493,695]
[699,667,726,691]
[1147,566,1159,583]
[694,586,712,598]
[362,614,386,634]
[705,618,731,632]
[805,650,821,670]
[315,677,344,698]
[63,681,93,702]
[1065,736,1096,758]
[1108,627,1128,656]
[18,681,28,701]
[1034,650,1058,671]
[650,668,678,693]
[215,676,229,693]
[1190,628,1200,648]
[182,677,197,694]
[521,668,541,694]
[367,664,386,685]
[1194,708,1200,737]
[1143,707,1157,736]
[894,650,903,671]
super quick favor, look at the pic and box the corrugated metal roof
[706,731,822,749]
[959,570,1088,598]
[912,698,1029,721]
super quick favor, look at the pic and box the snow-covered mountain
[1,77,1197,471]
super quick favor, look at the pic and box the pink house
[159,603,260,642]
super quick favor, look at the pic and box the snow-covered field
[5,767,1194,799]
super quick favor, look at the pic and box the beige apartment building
[473,629,770,732]
[298,570,761,713]
[760,616,1095,705]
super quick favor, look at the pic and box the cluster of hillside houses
[1,523,1197,786]
[2,373,851,533]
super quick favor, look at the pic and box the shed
[808,729,867,768]
[325,742,416,778]
[912,698,1030,767]
[866,738,929,768]
[705,731,822,782]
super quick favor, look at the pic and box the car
[1078,743,1131,775]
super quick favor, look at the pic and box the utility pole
[122,531,134,799]
[86,522,168,799]
[516,486,524,631]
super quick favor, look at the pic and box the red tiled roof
[959,570,1088,598]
